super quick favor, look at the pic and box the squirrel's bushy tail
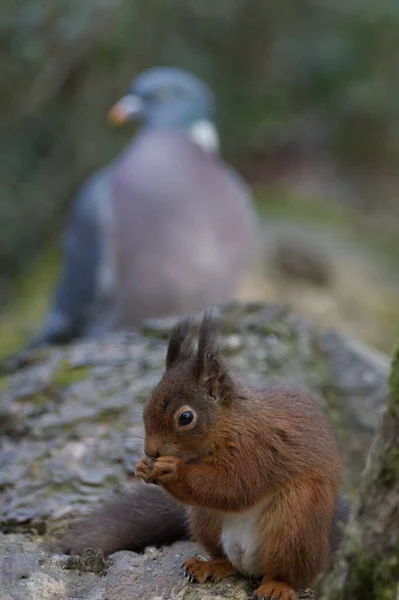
[54,479,189,557]
[53,482,350,559]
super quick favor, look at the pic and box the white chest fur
[221,503,266,577]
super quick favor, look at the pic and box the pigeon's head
[108,67,219,152]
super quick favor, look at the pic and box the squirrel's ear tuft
[165,318,195,370]
[195,310,234,403]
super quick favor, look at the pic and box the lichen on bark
[317,343,399,600]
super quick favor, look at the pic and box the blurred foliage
[0,240,60,358]
[1,0,399,275]
[255,188,399,273]
[1,0,399,351]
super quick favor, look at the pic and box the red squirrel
[59,312,349,599]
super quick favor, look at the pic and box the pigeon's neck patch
[188,120,220,155]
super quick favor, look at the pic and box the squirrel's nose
[145,449,160,460]
[145,438,161,459]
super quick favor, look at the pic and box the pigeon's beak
[108,95,143,126]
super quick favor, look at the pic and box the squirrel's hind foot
[252,580,297,600]
[182,557,236,584]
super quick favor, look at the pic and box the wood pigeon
[23,67,262,350]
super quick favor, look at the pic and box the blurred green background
[1,0,399,356]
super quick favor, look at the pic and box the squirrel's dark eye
[178,410,194,427]
[175,405,197,429]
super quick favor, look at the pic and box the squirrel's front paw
[151,456,184,485]
[135,456,155,483]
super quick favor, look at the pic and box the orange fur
[135,312,347,598]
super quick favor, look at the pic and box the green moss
[388,343,399,413]
[380,448,399,486]
[53,364,91,387]
[30,392,54,404]
[378,343,399,485]
[334,542,399,600]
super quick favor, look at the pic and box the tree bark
[317,344,399,599]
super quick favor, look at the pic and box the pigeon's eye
[175,406,197,429]
[179,411,194,426]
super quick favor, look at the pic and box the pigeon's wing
[27,170,111,348]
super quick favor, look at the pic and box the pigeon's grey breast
[108,130,259,327]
